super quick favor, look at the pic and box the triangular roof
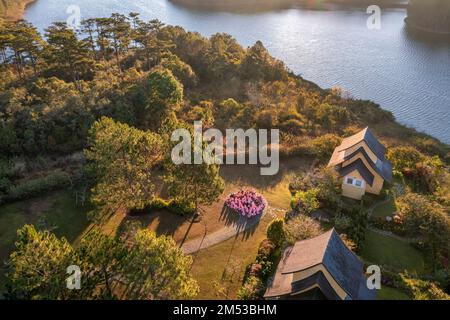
[282,229,364,299]
[265,229,374,300]
[338,158,375,186]
[336,127,386,161]
[328,127,393,183]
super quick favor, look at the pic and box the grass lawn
[362,230,426,274]
[377,286,410,300]
[188,158,310,299]
[0,190,90,292]
[190,212,280,299]
[372,197,397,219]
[0,157,310,298]
[101,157,307,246]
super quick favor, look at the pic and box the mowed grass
[0,157,309,298]
[362,230,426,274]
[189,158,310,299]
[372,197,397,219]
[0,190,90,292]
[190,213,278,299]
[377,286,410,300]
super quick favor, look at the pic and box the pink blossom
[224,189,267,218]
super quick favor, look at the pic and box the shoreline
[404,17,450,36]
[0,0,36,21]
[169,0,408,13]
[10,0,450,36]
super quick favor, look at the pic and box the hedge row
[142,197,196,216]
[2,170,72,202]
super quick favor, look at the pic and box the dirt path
[368,226,419,243]
[181,206,283,254]
[367,196,392,219]
[367,192,419,243]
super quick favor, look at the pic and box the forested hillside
[407,0,450,33]
[0,14,448,203]
[0,0,34,20]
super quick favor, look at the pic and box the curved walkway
[367,194,419,244]
[367,226,418,244]
[367,196,392,218]
[181,206,283,254]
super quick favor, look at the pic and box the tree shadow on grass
[117,208,192,241]
[220,205,261,241]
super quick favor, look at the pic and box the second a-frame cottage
[328,127,392,200]
[264,229,375,300]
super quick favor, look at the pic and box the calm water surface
[24,0,450,143]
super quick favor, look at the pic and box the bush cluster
[140,197,196,216]
[4,170,71,202]
[237,224,284,300]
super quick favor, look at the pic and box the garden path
[367,226,419,244]
[367,196,393,218]
[181,206,283,254]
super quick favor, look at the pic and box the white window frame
[345,177,365,189]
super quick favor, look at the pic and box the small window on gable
[345,177,364,188]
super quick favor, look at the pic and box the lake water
[24,0,450,143]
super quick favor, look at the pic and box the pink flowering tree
[224,189,267,218]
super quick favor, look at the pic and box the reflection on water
[24,0,450,143]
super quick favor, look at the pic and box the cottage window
[346,177,364,188]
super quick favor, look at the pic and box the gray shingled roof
[329,127,393,184]
[362,128,387,161]
[337,127,386,161]
[267,229,373,300]
[342,146,393,183]
[321,230,365,299]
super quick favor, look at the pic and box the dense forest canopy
[0,13,447,158]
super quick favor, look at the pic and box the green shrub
[290,188,320,214]
[0,157,13,200]
[167,200,196,216]
[387,146,425,172]
[369,217,407,237]
[146,197,196,216]
[238,238,282,299]
[400,273,450,300]
[147,198,171,210]
[6,170,71,201]
[255,239,281,282]
[285,214,322,244]
[266,219,285,246]
[237,276,264,300]
[309,134,342,162]
[339,205,368,252]
[334,213,352,233]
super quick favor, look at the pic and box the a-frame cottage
[327,127,393,200]
[264,229,375,300]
